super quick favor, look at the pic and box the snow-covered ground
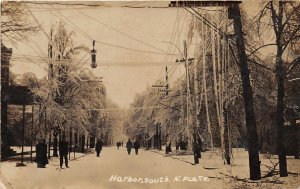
[0,147,299,189]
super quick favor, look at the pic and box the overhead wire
[27,5,178,57]
[75,9,167,54]
[124,11,188,124]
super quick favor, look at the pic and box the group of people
[126,139,140,155]
[35,135,69,169]
[36,136,105,169]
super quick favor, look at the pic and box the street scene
[1,1,300,189]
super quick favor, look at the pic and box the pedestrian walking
[116,142,120,150]
[126,139,132,155]
[59,135,69,168]
[36,139,48,168]
[121,141,123,147]
[133,140,140,155]
[95,139,103,157]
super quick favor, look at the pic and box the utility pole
[165,66,169,96]
[193,57,200,154]
[152,66,169,96]
[229,3,261,180]
[169,0,260,180]
[183,40,193,150]
[175,42,195,150]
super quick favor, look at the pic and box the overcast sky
[7,1,261,109]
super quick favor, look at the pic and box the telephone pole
[175,41,195,149]
[184,40,191,148]
[170,1,261,180]
[229,3,261,180]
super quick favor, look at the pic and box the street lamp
[91,40,97,68]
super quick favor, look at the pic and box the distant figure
[95,139,103,157]
[176,140,181,151]
[193,141,200,164]
[166,142,172,154]
[59,135,69,168]
[126,139,133,155]
[180,140,187,150]
[197,138,203,157]
[121,141,123,147]
[116,142,120,150]
[36,139,48,168]
[133,140,140,155]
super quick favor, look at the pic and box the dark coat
[59,140,69,156]
[95,140,103,151]
[36,143,48,165]
[193,142,201,157]
[134,141,140,149]
[126,141,132,149]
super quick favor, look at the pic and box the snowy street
[1,147,299,189]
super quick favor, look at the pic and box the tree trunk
[276,49,288,177]
[1,96,9,159]
[90,136,95,148]
[69,129,72,160]
[74,132,78,152]
[231,4,261,180]
[53,131,58,157]
[81,133,85,153]
[224,106,230,165]
[273,1,288,177]
[86,134,89,153]
[291,119,299,159]
[48,130,52,159]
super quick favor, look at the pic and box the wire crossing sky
[7,1,262,109]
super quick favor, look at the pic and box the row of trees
[124,1,300,180]
[1,2,121,155]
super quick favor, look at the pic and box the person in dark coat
[126,139,132,155]
[176,140,180,151]
[59,135,69,168]
[121,141,123,147]
[166,142,172,154]
[36,139,48,168]
[193,141,200,164]
[133,140,140,155]
[197,138,202,157]
[95,139,103,157]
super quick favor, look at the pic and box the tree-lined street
[1,1,300,189]
[1,147,300,189]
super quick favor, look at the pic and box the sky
[6,1,262,109]
[7,1,192,109]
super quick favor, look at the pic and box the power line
[24,2,170,8]
[76,9,167,54]
[184,7,229,38]
[52,10,178,56]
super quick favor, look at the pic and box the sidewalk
[0,174,14,189]
[147,147,300,188]
[0,150,90,189]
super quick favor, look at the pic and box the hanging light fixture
[91,40,97,68]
